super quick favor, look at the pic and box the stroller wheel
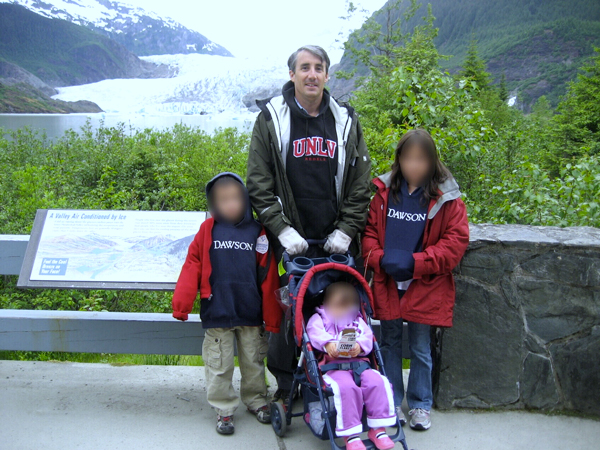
[270,401,287,437]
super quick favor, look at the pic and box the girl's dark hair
[390,129,450,203]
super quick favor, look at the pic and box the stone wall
[435,224,600,415]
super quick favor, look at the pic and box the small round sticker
[256,235,269,254]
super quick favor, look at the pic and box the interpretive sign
[18,209,206,290]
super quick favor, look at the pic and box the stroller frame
[270,244,409,450]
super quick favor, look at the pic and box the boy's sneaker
[248,405,271,424]
[408,408,431,430]
[216,415,234,435]
[396,406,407,426]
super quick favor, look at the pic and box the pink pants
[322,367,396,436]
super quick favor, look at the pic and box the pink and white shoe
[344,435,367,450]
[367,427,395,449]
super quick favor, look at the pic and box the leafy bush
[337,4,600,230]
[0,123,249,313]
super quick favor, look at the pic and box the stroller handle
[281,239,327,265]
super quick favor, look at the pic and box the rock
[434,225,600,415]
[242,86,283,112]
[524,333,546,354]
[521,353,559,409]
[515,277,600,342]
[468,224,600,249]
[459,250,517,285]
[0,82,103,114]
[520,252,600,287]
[435,278,523,408]
[550,327,600,414]
[0,61,56,96]
[451,394,491,409]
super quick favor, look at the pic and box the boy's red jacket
[172,217,282,333]
[362,172,469,327]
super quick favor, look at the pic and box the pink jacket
[306,306,373,361]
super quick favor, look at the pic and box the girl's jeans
[379,309,433,410]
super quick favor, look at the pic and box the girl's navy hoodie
[382,180,428,284]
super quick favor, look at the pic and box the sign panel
[18,209,206,290]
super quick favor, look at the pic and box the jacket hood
[374,171,462,219]
[281,80,331,118]
[205,172,253,226]
[252,82,357,217]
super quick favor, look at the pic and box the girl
[307,282,397,450]
[362,129,469,431]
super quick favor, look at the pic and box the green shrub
[0,123,248,313]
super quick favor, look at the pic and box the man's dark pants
[267,245,363,393]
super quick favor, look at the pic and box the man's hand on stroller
[325,342,340,358]
[348,343,361,358]
[278,226,309,255]
[324,229,352,254]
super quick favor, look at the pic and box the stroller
[269,240,409,450]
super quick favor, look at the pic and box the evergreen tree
[338,0,421,80]
[499,71,508,102]
[552,47,600,159]
[531,96,553,121]
[459,37,491,90]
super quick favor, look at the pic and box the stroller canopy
[290,262,374,346]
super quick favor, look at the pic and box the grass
[0,351,205,366]
[1,350,410,371]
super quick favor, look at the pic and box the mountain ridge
[330,0,600,110]
[0,3,173,88]
[1,0,233,57]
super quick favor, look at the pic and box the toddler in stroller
[307,281,397,450]
[269,247,409,450]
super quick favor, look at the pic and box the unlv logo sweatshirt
[172,172,281,332]
[282,82,338,240]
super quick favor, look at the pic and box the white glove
[324,229,352,254]
[278,226,308,256]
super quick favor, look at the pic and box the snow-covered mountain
[1,0,232,57]
[52,53,290,116]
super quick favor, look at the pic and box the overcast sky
[124,0,388,63]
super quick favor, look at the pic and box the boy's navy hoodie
[172,172,281,332]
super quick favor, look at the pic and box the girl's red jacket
[362,172,470,327]
[172,218,282,333]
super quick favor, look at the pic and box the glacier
[52,54,290,122]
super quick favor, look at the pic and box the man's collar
[294,96,310,114]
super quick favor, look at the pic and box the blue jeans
[379,317,433,410]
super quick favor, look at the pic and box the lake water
[0,112,257,140]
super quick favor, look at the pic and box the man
[246,45,371,402]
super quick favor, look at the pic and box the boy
[172,172,281,435]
